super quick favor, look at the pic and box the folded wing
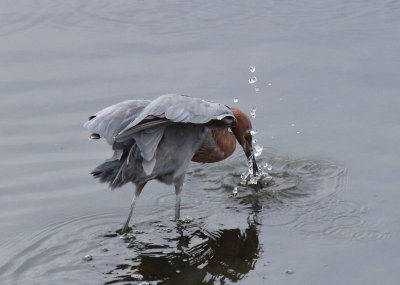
[115,94,235,141]
[83,99,150,145]
[84,94,235,177]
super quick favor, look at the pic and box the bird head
[230,107,259,175]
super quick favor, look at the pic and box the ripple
[19,0,263,35]
[0,148,387,284]
[186,151,386,242]
[0,212,122,284]
[333,215,364,227]
[0,195,262,285]
[0,0,45,37]
[2,0,396,37]
[104,223,261,284]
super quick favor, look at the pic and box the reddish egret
[84,94,258,232]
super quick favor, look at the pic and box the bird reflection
[104,221,261,285]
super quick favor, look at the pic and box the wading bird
[84,94,258,232]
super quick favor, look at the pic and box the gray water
[0,1,399,284]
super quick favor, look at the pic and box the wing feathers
[84,94,235,176]
[116,94,235,139]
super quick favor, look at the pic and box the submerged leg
[174,182,182,220]
[122,183,146,233]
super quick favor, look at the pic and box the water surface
[0,1,399,284]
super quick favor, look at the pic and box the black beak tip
[252,157,259,175]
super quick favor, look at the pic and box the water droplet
[262,163,272,171]
[120,233,136,240]
[249,65,256,73]
[83,255,93,262]
[233,98,238,103]
[241,170,250,184]
[182,216,193,223]
[176,269,181,273]
[296,131,301,134]
[248,76,257,84]
[254,145,263,157]
[291,123,295,127]
[101,247,109,252]
[250,130,257,135]
[255,86,260,92]
[264,174,273,181]
[253,139,257,143]
[232,187,238,196]
[250,107,257,118]
[249,175,258,184]
[268,82,272,86]
[132,274,143,280]
[285,269,295,275]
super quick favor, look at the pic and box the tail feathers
[91,159,126,189]
[91,143,143,189]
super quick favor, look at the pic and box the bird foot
[117,225,132,234]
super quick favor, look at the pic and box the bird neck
[230,107,252,145]
[211,129,237,159]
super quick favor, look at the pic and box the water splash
[248,76,257,84]
[232,187,238,196]
[240,152,272,186]
[253,145,263,158]
[131,274,143,280]
[249,65,256,73]
[82,255,93,262]
[255,86,260,92]
[233,98,239,103]
[263,162,273,171]
[250,107,257,118]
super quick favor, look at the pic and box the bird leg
[174,182,182,220]
[122,183,146,233]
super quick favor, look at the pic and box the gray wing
[85,95,234,176]
[115,94,234,140]
[83,99,150,145]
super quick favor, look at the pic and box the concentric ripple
[186,151,386,241]
[0,150,387,284]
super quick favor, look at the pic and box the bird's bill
[244,135,259,176]
[251,154,259,175]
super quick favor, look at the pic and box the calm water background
[0,1,399,284]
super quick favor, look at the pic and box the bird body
[84,94,257,231]
[192,128,237,163]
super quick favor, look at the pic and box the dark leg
[122,183,146,233]
[174,182,182,219]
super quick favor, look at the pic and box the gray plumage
[83,99,151,145]
[118,94,233,134]
[84,94,235,232]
